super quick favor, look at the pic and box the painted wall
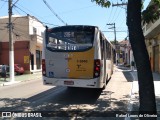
[145,37,160,73]
[0,15,45,73]
[0,41,30,71]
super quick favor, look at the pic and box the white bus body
[42,25,113,89]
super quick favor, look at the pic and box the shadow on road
[56,87,102,104]
[0,85,134,118]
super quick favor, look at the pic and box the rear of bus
[42,25,103,88]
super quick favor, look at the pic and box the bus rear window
[46,26,95,51]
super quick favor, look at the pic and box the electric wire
[12,2,58,27]
[0,0,7,2]
[43,0,67,25]
[59,5,96,15]
[0,0,6,9]
[107,3,113,23]
[12,0,20,7]
[112,7,122,23]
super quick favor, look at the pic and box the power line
[13,5,28,15]
[102,31,127,32]
[112,7,122,22]
[14,2,53,26]
[107,23,116,44]
[0,0,6,9]
[12,0,20,7]
[12,4,57,27]
[112,2,128,7]
[0,0,7,2]
[108,5,118,23]
[43,0,67,25]
[11,2,57,26]
[112,2,128,39]
[59,5,96,14]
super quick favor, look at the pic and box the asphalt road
[0,67,133,120]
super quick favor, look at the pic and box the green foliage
[91,0,111,8]
[110,40,118,45]
[142,0,160,24]
[92,0,160,26]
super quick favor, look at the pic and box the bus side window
[100,34,104,60]
[109,46,111,59]
[104,40,107,60]
[106,42,109,59]
[106,41,111,60]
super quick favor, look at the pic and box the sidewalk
[115,64,160,119]
[0,72,42,86]
[130,70,160,117]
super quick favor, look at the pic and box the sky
[0,0,150,41]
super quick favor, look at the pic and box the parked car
[14,64,24,75]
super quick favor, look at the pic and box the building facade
[0,15,45,73]
[142,1,160,73]
[114,40,132,66]
[142,17,160,73]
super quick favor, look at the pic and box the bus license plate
[64,81,74,85]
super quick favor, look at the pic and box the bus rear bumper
[43,77,104,88]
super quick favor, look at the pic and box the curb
[0,74,42,87]
[3,81,21,86]
[0,81,21,86]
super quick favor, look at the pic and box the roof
[119,40,130,45]
[0,15,23,19]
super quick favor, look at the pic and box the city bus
[42,25,113,89]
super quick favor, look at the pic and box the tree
[110,40,119,45]
[92,0,157,118]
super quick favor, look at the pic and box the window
[46,26,95,51]
[36,50,41,69]
[100,33,104,60]
[106,42,111,59]
[33,27,37,35]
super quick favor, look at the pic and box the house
[114,40,132,66]
[142,13,160,73]
[0,15,45,73]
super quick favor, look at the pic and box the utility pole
[107,23,116,44]
[112,2,128,7]
[107,23,117,64]
[8,0,15,82]
[112,2,131,66]
[112,2,128,35]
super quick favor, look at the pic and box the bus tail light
[42,59,46,76]
[94,59,100,78]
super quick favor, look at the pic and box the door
[153,45,159,72]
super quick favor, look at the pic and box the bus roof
[47,25,99,32]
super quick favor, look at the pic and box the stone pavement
[0,72,42,86]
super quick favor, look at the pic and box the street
[0,66,134,120]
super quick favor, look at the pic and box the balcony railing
[142,17,160,38]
